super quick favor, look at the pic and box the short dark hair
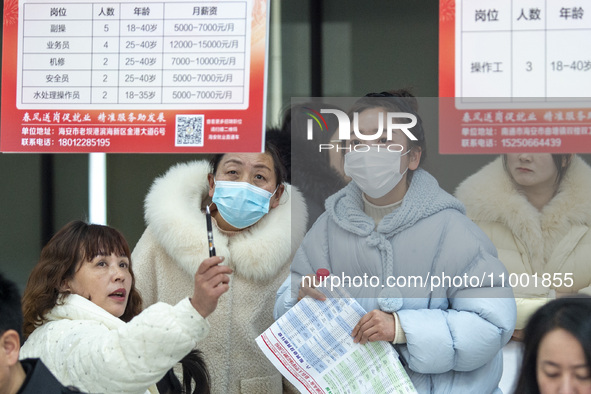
[514,296,591,394]
[209,129,289,187]
[0,272,23,342]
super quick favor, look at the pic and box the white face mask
[344,147,410,199]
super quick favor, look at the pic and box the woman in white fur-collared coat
[455,153,591,393]
[456,154,591,324]
[132,149,307,394]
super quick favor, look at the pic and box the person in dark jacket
[280,102,348,230]
[0,272,81,394]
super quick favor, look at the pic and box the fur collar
[143,160,307,282]
[455,156,591,268]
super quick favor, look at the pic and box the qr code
[175,114,204,147]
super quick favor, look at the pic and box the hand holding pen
[189,204,231,317]
[191,256,231,317]
[206,205,216,257]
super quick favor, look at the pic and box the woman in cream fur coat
[132,146,307,394]
[455,153,591,393]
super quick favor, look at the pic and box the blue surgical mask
[212,180,277,229]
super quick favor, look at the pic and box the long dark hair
[502,154,573,187]
[157,349,211,394]
[514,296,591,394]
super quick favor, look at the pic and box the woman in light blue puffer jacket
[275,92,516,393]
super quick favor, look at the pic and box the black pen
[206,205,216,257]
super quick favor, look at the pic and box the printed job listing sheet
[256,286,416,394]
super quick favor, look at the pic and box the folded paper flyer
[256,285,417,393]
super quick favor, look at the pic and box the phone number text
[58,138,111,147]
[501,138,562,148]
